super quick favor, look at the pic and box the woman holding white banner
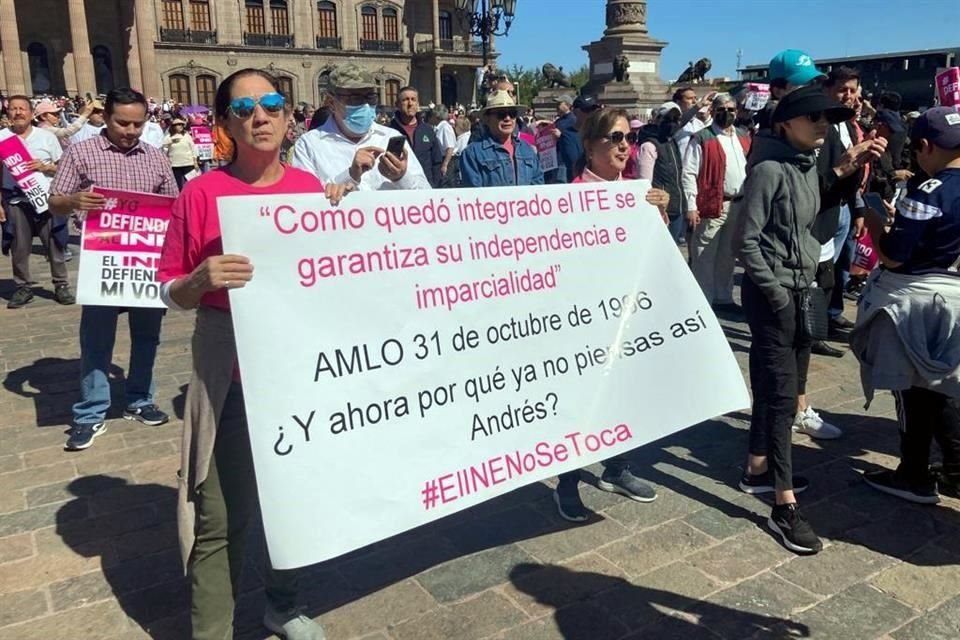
[553,108,671,522]
[157,68,348,640]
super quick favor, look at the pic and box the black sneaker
[54,283,75,305]
[768,503,822,555]
[739,470,809,495]
[7,286,34,309]
[65,423,107,451]
[931,464,960,499]
[598,469,658,502]
[863,469,940,504]
[123,404,169,426]
[811,341,845,357]
[553,489,589,523]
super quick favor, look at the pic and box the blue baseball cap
[768,49,825,86]
[911,106,960,150]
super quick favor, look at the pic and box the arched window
[277,76,294,104]
[384,79,400,106]
[161,0,185,30]
[360,5,377,41]
[246,0,266,34]
[382,7,399,43]
[271,0,289,34]
[169,74,191,104]
[27,43,52,94]
[190,0,212,31]
[317,1,338,44]
[93,45,114,94]
[197,74,216,106]
[439,10,452,41]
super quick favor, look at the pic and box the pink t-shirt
[157,165,324,312]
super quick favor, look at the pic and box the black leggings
[742,276,811,492]
[894,387,960,482]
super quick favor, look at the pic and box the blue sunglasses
[229,92,286,118]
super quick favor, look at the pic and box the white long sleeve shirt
[681,124,748,213]
[291,117,431,190]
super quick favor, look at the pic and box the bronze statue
[676,58,712,84]
[613,55,630,83]
[541,63,572,88]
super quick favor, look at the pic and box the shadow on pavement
[3,357,126,427]
[56,475,189,639]
[509,563,810,640]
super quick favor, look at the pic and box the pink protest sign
[76,187,176,307]
[191,126,214,161]
[937,68,960,107]
[536,125,558,172]
[0,131,52,213]
[850,231,879,276]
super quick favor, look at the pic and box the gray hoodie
[732,132,821,312]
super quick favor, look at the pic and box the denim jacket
[459,131,544,187]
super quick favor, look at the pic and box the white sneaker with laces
[793,407,842,440]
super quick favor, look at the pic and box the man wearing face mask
[292,64,430,190]
[682,94,751,311]
[637,102,687,243]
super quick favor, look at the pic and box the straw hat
[482,90,526,114]
[171,117,186,126]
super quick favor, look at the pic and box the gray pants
[8,202,68,287]
[690,202,736,305]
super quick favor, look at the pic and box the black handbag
[798,286,829,341]
[789,198,828,342]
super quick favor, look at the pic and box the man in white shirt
[292,63,430,190]
[428,105,457,186]
[69,100,106,145]
[682,93,750,310]
[0,96,73,308]
[673,87,715,161]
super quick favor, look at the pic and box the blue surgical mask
[343,103,376,135]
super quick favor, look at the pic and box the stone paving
[1,248,959,640]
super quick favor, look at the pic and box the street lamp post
[454,0,517,69]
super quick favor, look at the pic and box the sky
[495,0,960,80]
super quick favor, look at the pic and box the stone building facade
[1,0,490,108]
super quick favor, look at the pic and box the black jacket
[389,115,443,187]
[811,122,861,244]
[637,125,685,219]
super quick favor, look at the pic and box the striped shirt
[50,130,178,197]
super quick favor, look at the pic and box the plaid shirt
[50,130,178,197]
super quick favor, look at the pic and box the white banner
[218,181,749,569]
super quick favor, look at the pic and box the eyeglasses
[229,93,286,118]
[490,110,518,120]
[715,107,738,114]
[603,131,628,144]
[805,111,827,123]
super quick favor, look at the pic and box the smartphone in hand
[386,135,405,157]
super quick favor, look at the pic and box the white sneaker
[793,407,842,440]
[264,605,326,640]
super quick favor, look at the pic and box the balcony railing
[243,33,295,48]
[315,35,342,49]
[159,28,217,44]
[415,39,485,55]
[360,39,402,52]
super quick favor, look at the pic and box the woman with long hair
[552,108,671,522]
[158,68,347,640]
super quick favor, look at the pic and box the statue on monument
[676,58,712,84]
[541,63,572,88]
[613,55,630,83]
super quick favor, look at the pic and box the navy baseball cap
[573,95,600,111]
[875,109,906,134]
[768,49,826,86]
[911,106,960,150]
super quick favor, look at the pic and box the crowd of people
[1,45,958,639]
